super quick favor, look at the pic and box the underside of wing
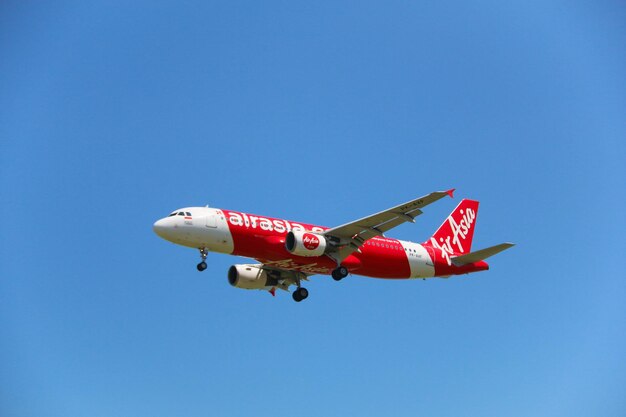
[259,264,311,291]
[228,263,311,292]
[227,263,315,301]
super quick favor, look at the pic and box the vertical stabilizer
[427,199,479,255]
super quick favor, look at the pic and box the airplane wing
[261,264,311,292]
[323,189,455,262]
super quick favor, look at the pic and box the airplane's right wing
[323,189,455,262]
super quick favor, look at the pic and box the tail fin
[428,199,479,255]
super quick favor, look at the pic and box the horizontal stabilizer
[451,243,515,266]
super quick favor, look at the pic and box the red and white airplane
[153,189,513,302]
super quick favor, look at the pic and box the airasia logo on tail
[448,208,476,253]
[429,202,478,266]
[302,233,320,250]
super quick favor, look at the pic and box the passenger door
[205,213,217,228]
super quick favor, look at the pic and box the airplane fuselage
[153,206,488,279]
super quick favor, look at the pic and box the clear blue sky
[1,1,624,416]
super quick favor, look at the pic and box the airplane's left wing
[260,264,311,291]
[323,189,455,262]
[231,263,313,298]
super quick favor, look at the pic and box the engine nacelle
[285,230,326,257]
[228,264,276,290]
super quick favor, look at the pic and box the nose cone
[153,218,170,239]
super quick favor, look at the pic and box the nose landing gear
[197,248,208,271]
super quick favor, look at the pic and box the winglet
[446,188,455,198]
[269,287,276,297]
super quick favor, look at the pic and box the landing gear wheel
[332,266,349,281]
[197,248,209,271]
[292,287,309,302]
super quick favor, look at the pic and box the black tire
[197,262,207,271]
[332,266,348,280]
[292,287,308,302]
[298,287,309,300]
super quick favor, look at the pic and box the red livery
[154,189,514,302]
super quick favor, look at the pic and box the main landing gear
[197,248,208,271]
[292,287,309,302]
[331,266,349,281]
[293,265,347,302]
[292,273,309,302]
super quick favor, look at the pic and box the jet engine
[285,230,327,257]
[228,264,276,290]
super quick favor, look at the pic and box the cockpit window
[185,212,192,216]
[177,212,185,216]
[168,212,177,217]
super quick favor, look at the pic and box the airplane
[153,189,514,302]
